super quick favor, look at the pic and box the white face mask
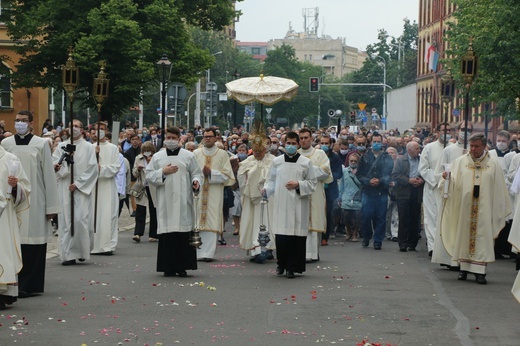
[98,130,105,140]
[143,151,152,157]
[73,127,82,139]
[164,139,179,150]
[15,122,30,135]
[151,134,157,139]
[496,142,508,151]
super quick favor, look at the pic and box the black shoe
[276,267,285,276]
[362,240,369,247]
[457,271,468,281]
[178,270,188,277]
[399,247,407,252]
[18,291,38,299]
[391,237,398,242]
[130,211,136,217]
[62,260,76,266]
[407,247,416,251]
[218,238,227,245]
[164,272,176,277]
[374,243,382,250]
[250,253,266,264]
[475,274,487,285]
[286,271,295,279]
[102,251,114,256]
[203,258,214,262]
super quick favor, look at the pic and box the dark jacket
[391,154,423,202]
[356,150,394,196]
[325,152,343,202]
[124,146,141,182]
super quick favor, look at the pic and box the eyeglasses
[203,136,215,139]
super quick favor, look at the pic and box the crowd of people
[1,112,520,311]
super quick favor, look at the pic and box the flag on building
[425,42,439,72]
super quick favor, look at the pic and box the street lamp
[460,41,477,149]
[441,68,455,147]
[156,54,173,131]
[373,55,387,130]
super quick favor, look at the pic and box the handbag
[129,175,145,198]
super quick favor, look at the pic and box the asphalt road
[1,213,519,346]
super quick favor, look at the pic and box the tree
[446,0,520,119]
[0,0,240,121]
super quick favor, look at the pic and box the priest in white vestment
[508,161,520,302]
[298,128,332,262]
[418,123,451,256]
[263,132,317,278]
[238,140,275,263]
[432,123,471,267]
[0,146,30,309]
[439,134,511,284]
[53,120,98,265]
[91,123,121,255]
[193,128,235,262]
[1,111,60,297]
[145,127,203,276]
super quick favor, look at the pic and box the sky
[235,0,419,50]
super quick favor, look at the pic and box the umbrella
[225,74,299,106]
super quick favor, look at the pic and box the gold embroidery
[200,154,212,228]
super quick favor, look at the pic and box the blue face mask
[349,143,355,149]
[357,145,366,151]
[372,142,382,151]
[237,153,248,161]
[285,145,298,155]
[321,145,329,153]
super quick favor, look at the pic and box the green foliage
[1,0,240,121]
[446,0,520,119]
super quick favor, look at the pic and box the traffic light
[309,77,319,92]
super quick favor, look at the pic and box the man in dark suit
[391,141,424,252]
[149,128,162,151]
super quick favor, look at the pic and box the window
[251,47,261,55]
[0,63,12,109]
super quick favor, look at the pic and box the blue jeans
[361,193,388,245]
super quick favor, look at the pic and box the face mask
[331,131,336,135]
[497,142,509,151]
[341,135,348,140]
[73,127,82,138]
[321,145,329,153]
[285,145,298,155]
[389,132,395,136]
[164,140,179,150]
[340,149,348,155]
[270,144,278,152]
[372,142,382,151]
[349,143,355,149]
[440,134,452,142]
[237,153,248,161]
[98,130,106,140]
[151,134,157,139]
[231,145,236,151]
[357,146,366,151]
[143,131,148,136]
[15,122,29,135]
[276,134,281,139]
[138,133,142,138]
[458,132,466,142]
[312,133,317,138]
[62,135,68,141]
[349,164,358,170]
[143,151,152,157]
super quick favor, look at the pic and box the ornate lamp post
[156,54,173,131]
[61,47,79,236]
[441,69,455,147]
[461,41,478,149]
[92,61,110,234]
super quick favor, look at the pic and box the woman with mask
[132,141,158,242]
[230,144,248,235]
[338,153,362,241]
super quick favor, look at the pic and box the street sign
[358,103,367,111]
[452,109,460,117]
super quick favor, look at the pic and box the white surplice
[431,141,466,266]
[439,152,511,274]
[418,140,448,252]
[2,135,60,244]
[193,146,235,259]
[299,147,332,260]
[145,148,203,234]
[238,153,275,256]
[0,147,30,297]
[53,138,98,262]
[91,141,121,254]
[264,154,317,236]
